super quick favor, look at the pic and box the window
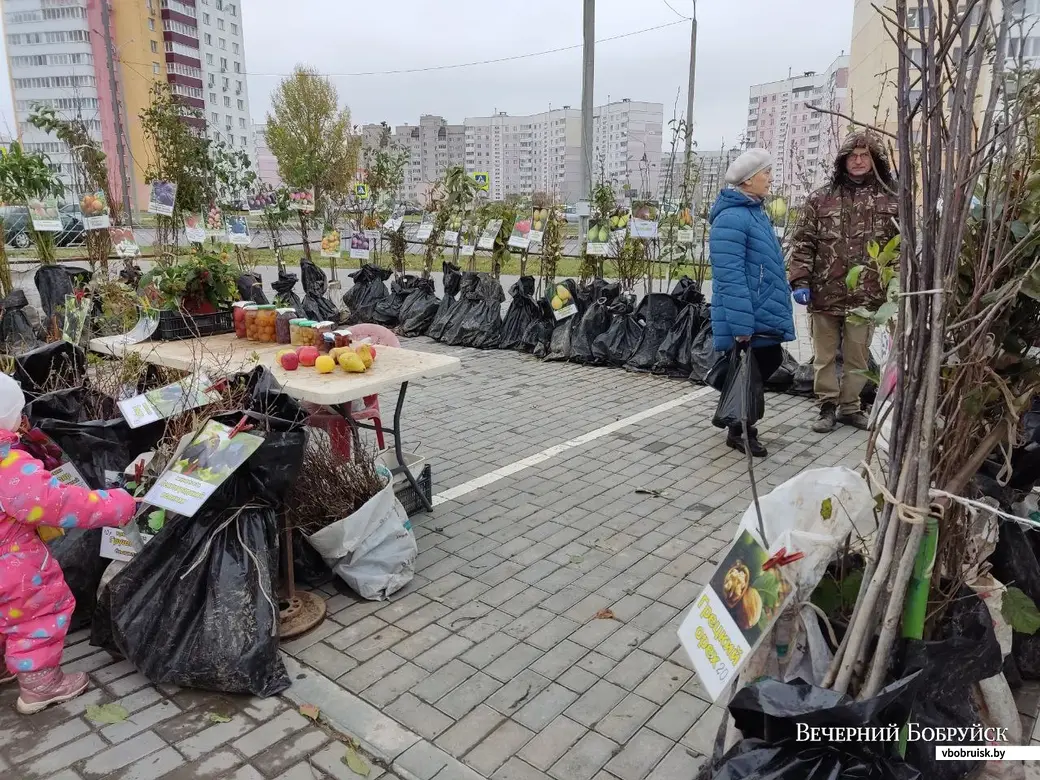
[241,136,247,147]
[210,91,216,102]
[230,3,236,15]
[153,62,160,74]
[220,57,227,70]
[232,42,239,54]
[204,13,210,23]
[237,99,244,110]
[211,112,218,123]
[231,23,238,35]
[222,77,229,89]
[217,18,224,30]
[217,0,223,7]
[148,18,154,30]
[239,117,246,128]
[219,38,226,49]
[206,53,213,64]
[205,33,212,44]
[234,61,241,73]
[236,80,242,91]
[225,113,232,125]
[224,96,231,107]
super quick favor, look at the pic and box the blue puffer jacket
[708,188,796,351]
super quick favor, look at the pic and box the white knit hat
[0,373,24,432]
[725,148,773,185]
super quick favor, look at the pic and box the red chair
[306,324,400,458]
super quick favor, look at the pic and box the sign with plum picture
[247,190,278,215]
[508,215,531,250]
[148,180,177,216]
[226,215,250,245]
[678,529,793,700]
[477,219,502,250]
[27,196,62,231]
[110,227,140,259]
[321,229,342,258]
[80,191,110,230]
[630,200,660,239]
[183,213,205,243]
[289,189,315,212]
[350,231,371,260]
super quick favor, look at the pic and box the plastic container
[243,305,260,340]
[232,301,251,338]
[255,305,277,343]
[334,330,353,348]
[275,308,295,344]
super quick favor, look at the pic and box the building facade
[252,122,279,187]
[745,55,849,204]
[196,0,251,153]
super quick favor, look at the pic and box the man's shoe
[812,404,837,433]
[727,428,768,458]
[838,411,870,430]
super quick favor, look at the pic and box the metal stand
[279,522,327,640]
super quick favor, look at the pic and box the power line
[660,0,690,20]
[121,19,688,79]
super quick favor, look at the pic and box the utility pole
[100,0,132,225]
[684,2,697,162]
[580,0,594,239]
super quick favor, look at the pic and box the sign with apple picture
[586,220,609,256]
[80,191,111,230]
[477,219,501,250]
[27,196,62,232]
[184,213,206,243]
[507,216,531,250]
[630,200,660,239]
[350,231,371,260]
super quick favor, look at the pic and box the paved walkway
[2,333,1038,779]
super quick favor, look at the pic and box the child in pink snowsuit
[0,373,136,714]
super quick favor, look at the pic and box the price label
[586,242,607,256]
[508,235,531,250]
[677,228,695,244]
[528,230,544,244]
[118,395,163,429]
[459,245,475,257]
[443,230,459,245]
[364,230,381,242]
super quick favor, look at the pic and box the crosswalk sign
[355,183,369,200]
[473,172,489,191]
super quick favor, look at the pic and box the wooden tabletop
[89,333,462,405]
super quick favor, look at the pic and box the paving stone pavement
[6,324,1040,780]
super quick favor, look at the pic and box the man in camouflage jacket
[789,131,898,432]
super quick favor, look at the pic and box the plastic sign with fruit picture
[226,215,250,245]
[142,419,265,517]
[110,226,140,259]
[350,231,371,260]
[444,211,463,246]
[414,212,434,242]
[27,196,62,232]
[118,373,220,429]
[507,216,531,250]
[205,203,224,235]
[248,190,278,216]
[528,207,550,245]
[147,180,177,217]
[321,229,342,258]
[549,283,578,321]
[472,172,490,191]
[80,191,111,230]
[289,189,315,212]
[677,529,794,701]
[607,206,630,240]
[183,213,206,243]
[630,200,660,240]
[586,220,609,256]
[477,219,502,250]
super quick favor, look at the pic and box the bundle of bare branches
[827,0,1040,700]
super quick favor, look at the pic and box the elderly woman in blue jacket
[709,149,796,458]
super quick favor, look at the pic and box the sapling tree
[0,141,65,269]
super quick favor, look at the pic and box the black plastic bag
[544,280,584,362]
[792,360,815,396]
[293,531,334,588]
[15,341,86,395]
[1006,397,1040,491]
[35,265,86,334]
[0,289,42,354]
[371,275,418,327]
[427,263,462,341]
[624,293,680,372]
[763,349,800,391]
[271,271,305,316]
[445,273,504,349]
[654,302,709,377]
[571,282,620,364]
[689,321,725,385]
[439,272,480,345]
[397,278,440,337]
[895,587,1002,780]
[712,348,764,429]
[500,276,540,351]
[990,520,1040,678]
[237,272,268,305]
[48,529,108,631]
[343,263,391,324]
[592,296,642,366]
[707,676,921,780]
[300,259,340,323]
[670,275,704,306]
[522,299,556,356]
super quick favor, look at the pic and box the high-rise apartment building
[745,55,849,204]
[389,115,465,203]
[252,122,280,187]
[1,0,253,210]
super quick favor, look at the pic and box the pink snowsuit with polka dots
[0,430,136,676]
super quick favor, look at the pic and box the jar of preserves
[256,305,277,343]
[289,319,304,346]
[321,332,336,354]
[275,308,295,344]
[315,321,335,348]
[291,320,317,346]
[244,305,260,340]
[333,330,353,348]
[232,301,251,338]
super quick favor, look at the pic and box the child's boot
[16,668,89,714]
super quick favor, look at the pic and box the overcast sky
[0,0,853,151]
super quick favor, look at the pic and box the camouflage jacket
[788,180,898,315]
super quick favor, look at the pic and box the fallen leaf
[86,703,129,724]
[569,555,584,564]
[820,497,833,521]
[206,712,232,723]
[299,704,319,721]
[594,608,617,620]
[341,744,371,776]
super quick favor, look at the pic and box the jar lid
[233,301,253,308]
[299,320,317,327]
[289,318,304,325]
[256,304,277,310]
[323,332,337,344]
[243,303,258,310]
[276,307,296,314]
[315,320,334,328]
[334,329,352,337]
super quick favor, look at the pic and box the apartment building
[252,122,280,187]
[745,55,849,204]
[591,99,663,198]
[390,115,465,203]
[657,146,744,212]
[196,0,251,153]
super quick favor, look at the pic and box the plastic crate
[154,308,234,340]
[394,463,432,517]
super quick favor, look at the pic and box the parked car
[2,204,85,248]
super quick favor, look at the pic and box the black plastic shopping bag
[712,348,764,430]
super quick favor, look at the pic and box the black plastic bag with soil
[763,349,801,392]
[654,301,710,377]
[500,276,541,351]
[397,278,440,337]
[688,319,725,385]
[35,265,87,335]
[989,520,1040,679]
[426,263,463,341]
[300,259,341,323]
[15,341,86,395]
[438,272,480,345]
[237,272,269,305]
[791,360,816,396]
[270,271,305,316]
[92,395,306,697]
[522,299,556,357]
[624,293,680,372]
[1004,397,1040,491]
[670,275,704,305]
[893,586,1002,780]
[543,280,585,362]
[48,529,109,631]
[703,675,921,780]
[788,352,881,402]
[571,282,621,364]
[712,348,765,429]
[0,289,43,354]
[445,273,505,349]
[343,264,391,324]
[592,296,642,366]
[371,275,419,328]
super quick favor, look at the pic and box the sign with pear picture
[549,282,578,321]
